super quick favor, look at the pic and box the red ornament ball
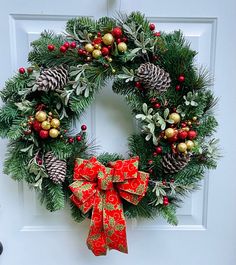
[70,42,77,49]
[149,23,155,31]
[178,130,188,140]
[78,49,84,55]
[60,46,67,53]
[154,103,161,109]
[63,42,70,49]
[81,124,87,131]
[32,120,42,132]
[178,75,185,82]
[47,44,55,51]
[101,47,109,56]
[68,137,74,144]
[112,27,123,38]
[19,67,25,74]
[155,146,162,154]
[39,130,49,139]
[188,130,197,140]
[168,134,178,143]
[76,135,82,141]
[175,85,181,91]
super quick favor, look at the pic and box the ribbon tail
[87,190,107,256]
[103,190,128,254]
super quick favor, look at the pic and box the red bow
[69,157,149,256]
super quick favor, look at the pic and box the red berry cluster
[176,74,185,91]
[47,42,77,53]
[68,124,87,144]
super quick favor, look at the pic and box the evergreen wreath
[0,12,219,255]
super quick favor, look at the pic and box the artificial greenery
[0,12,219,226]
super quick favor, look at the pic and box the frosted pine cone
[35,65,68,91]
[45,151,67,184]
[161,153,190,174]
[137,62,171,92]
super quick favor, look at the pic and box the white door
[1,0,236,264]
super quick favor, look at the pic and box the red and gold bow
[69,156,149,256]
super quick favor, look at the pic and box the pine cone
[137,63,171,92]
[36,65,68,91]
[45,151,67,184]
[161,153,190,174]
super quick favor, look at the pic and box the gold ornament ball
[186,140,194,150]
[165,128,175,138]
[169,113,181,124]
[49,128,60,138]
[192,116,197,121]
[50,118,60,128]
[92,49,102,59]
[41,121,51,130]
[102,33,114,45]
[35,111,47,122]
[118,42,127,53]
[85,43,94,53]
[177,143,188,153]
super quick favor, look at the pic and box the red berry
[148,160,153,165]
[78,49,84,55]
[163,196,169,206]
[122,37,128,43]
[135,81,142,89]
[150,98,157,103]
[39,130,49,139]
[155,146,162,154]
[154,32,161,37]
[178,75,185,82]
[93,37,102,45]
[153,152,157,157]
[19,67,25,74]
[181,122,187,128]
[97,32,101,37]
[68,137,74,144]
[149,23,155,31]
[107,45,112,50]
[70,42,77,49]
[188,130,197,140]
[112,27,123,38]
[170,179,175,183]
[63,42,70,49]
[178,130,188,140]
[82,50,87,55]
[116,38,121,44]
[37,158,43,165]
[32,120,42,132]
[154,103,161,109]
[148,169,153,174]
[60,46,67,53]
[76,135,82,141]
[168,134,178,143]
[48,44,55,51]
[162,179,167,186]
[81,124,87,131]
[101,47,109,56]
[176,85,181,91]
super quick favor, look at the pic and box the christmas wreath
[0,12,219,255]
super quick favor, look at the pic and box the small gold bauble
[94,44,99,49]
[85,43,94,53]
[192,116,197,121]
[49,128,60,138]
[187,121,192,125]
[169,113,181,124]
[41,121,51,130]
[35,111,47,122]
[177,142,187,153]
[112,69,116,74]
[48,112,53,116]
[50,118,60,129]
[117,42,127,52]
[102,33,114,45]
[86,56,92,62]
[107,57,112,62]
[186,140,194,150]
[92,49,102,59]
[165,128,175,138]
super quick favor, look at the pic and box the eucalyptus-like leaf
[164,108,170,119]
[142,103,148,114]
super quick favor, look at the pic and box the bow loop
[70,156,149,256]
